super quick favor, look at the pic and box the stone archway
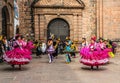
[47,18,70,41]
[2,6,10,39]
[33,0,85,41]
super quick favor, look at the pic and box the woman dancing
[80,36,109,69]
[3,35,32,70]
[47,38,55,63]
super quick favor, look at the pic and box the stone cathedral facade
[0,0,120,41]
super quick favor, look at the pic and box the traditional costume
[36,43,42,57]
[64,40,72,63]
[65,44,71,63]
[53,39,59,58]
[41,42,47,54]
[47,38,55,63]
[3,36,33,69]
[80,37,109,69]
[70,43,76,58]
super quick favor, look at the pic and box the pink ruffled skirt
[80,47,110,66]
[3,47,32,65]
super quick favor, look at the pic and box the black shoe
[96,66,99,69]
[19,65,22,70]
[91,66,93,70]
[11,65,15,69]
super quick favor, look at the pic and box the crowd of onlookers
[0,36,10,62]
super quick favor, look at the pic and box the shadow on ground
[0,61,31,72]
[81,66,107,71]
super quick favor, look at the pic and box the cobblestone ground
[0,53,120,83]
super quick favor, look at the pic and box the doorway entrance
[47,18,70,41]
[2,6,10,39]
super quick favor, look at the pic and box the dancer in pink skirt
[80,36,109,69]
[3,35,33,70]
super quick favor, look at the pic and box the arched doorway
[47,18,70,41]
[2,6,10,39]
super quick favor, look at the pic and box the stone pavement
[0,53,120,83]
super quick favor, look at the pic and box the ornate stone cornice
[33,0,85,9]
[77,0,85,8]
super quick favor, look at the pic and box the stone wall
[103,0,120,40]
[17,0,34,39]
[33,0,97,42]
[81,0,96,41]
[96,0,120,40]
[0,0,119,41]
[0,0,14,38]
[0,0,3,34]
[82,0,120,41]
[34,7,83,41]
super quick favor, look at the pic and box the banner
[14,0,19,37]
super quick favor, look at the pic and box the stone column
[0,2,2,34]
[70,15,74,40]
[39,15,45,40]
[97,0,103,38]
[100,0,103,37]
[34,14,39,40]
[73,13,78,41]
[96,0,100,38]
[78,13,82,41]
